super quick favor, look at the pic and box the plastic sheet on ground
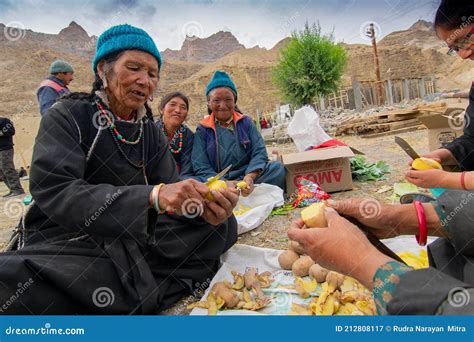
[190,244,322,316]
[190,236,434,315]
[234,183,284,235]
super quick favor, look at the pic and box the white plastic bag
[234,183,284,235]
[287,105,330,151]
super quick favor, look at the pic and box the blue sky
[0,0,440,50]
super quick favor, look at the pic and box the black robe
[445,82,474,170]
[0,96,237,314]
[388,190,474,314]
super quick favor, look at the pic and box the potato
[412,157,442,170]
[309,263,329,282]
[326,271,345,292]
[206,180,227,201]
[292,255,315,277]
[288,240,306,255]
[301,202,327,228]
[278,250,299,270]
[211,282,239,308]
[236,181,248,190]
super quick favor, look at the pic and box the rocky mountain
[0,21,95,56]
[379,19,444,50]
[0,20,471,129]
[162,31,245,62]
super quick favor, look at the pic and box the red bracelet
[461,171,467,190]
[413,201,427,246]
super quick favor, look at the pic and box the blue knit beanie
[92,24,162,75]
[205,71,238,100]
[49,60,74,74]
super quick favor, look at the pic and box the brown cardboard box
[418,108,465,151]
[281,146,355,194]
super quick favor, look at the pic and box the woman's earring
[102,76,108,89]
[148,95,154,102]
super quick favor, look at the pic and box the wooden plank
[365,118,420,131]
[335,114,419,134]
[359,125,425,139]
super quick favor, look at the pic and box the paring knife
[206,164,232,185]
[394,136,420,160]
[345,217,407,265]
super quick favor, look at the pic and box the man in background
[36,60,74,115]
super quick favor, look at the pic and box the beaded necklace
[97,102,143,145]
[95,101,147,182]
[162,125,184,155]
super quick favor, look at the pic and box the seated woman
[192,70,286,196]
[0,24,238,314]
[288,193,474,315]
[156,92,194,179]
[409,0,474,171]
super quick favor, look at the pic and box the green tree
[273,22,348,108]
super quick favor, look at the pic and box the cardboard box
[281,146,355,194]
[418,108,465,151]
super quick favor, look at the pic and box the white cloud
[0,0,437,50]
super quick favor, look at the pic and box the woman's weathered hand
[241,174,255,197]
[158,179,208,215]
[326,198,399,239]
[202,186,239,225]
[287,208,394,290]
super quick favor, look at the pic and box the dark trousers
[0,149,23,192]
[0,214,237,314]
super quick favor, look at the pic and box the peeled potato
[289,240,306,255]
[206,180,227,201]
[412,157,442,170]
[292,255,315,277]
[236,181,248,190]
[301,202,327,228]
[309,263,329,282]
[278,250,299,270]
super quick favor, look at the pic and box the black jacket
[388,190,474,314]
[0,117,15,151]
[445,82,474,170]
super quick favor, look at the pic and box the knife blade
[345,217,407,265]
[206,164,232,185]
[394,136,420,160]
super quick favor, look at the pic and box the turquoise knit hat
[206,71,238,100]
[49,60,74,74]
[92,24,162,75]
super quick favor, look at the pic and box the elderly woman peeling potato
[0,24,239,314]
